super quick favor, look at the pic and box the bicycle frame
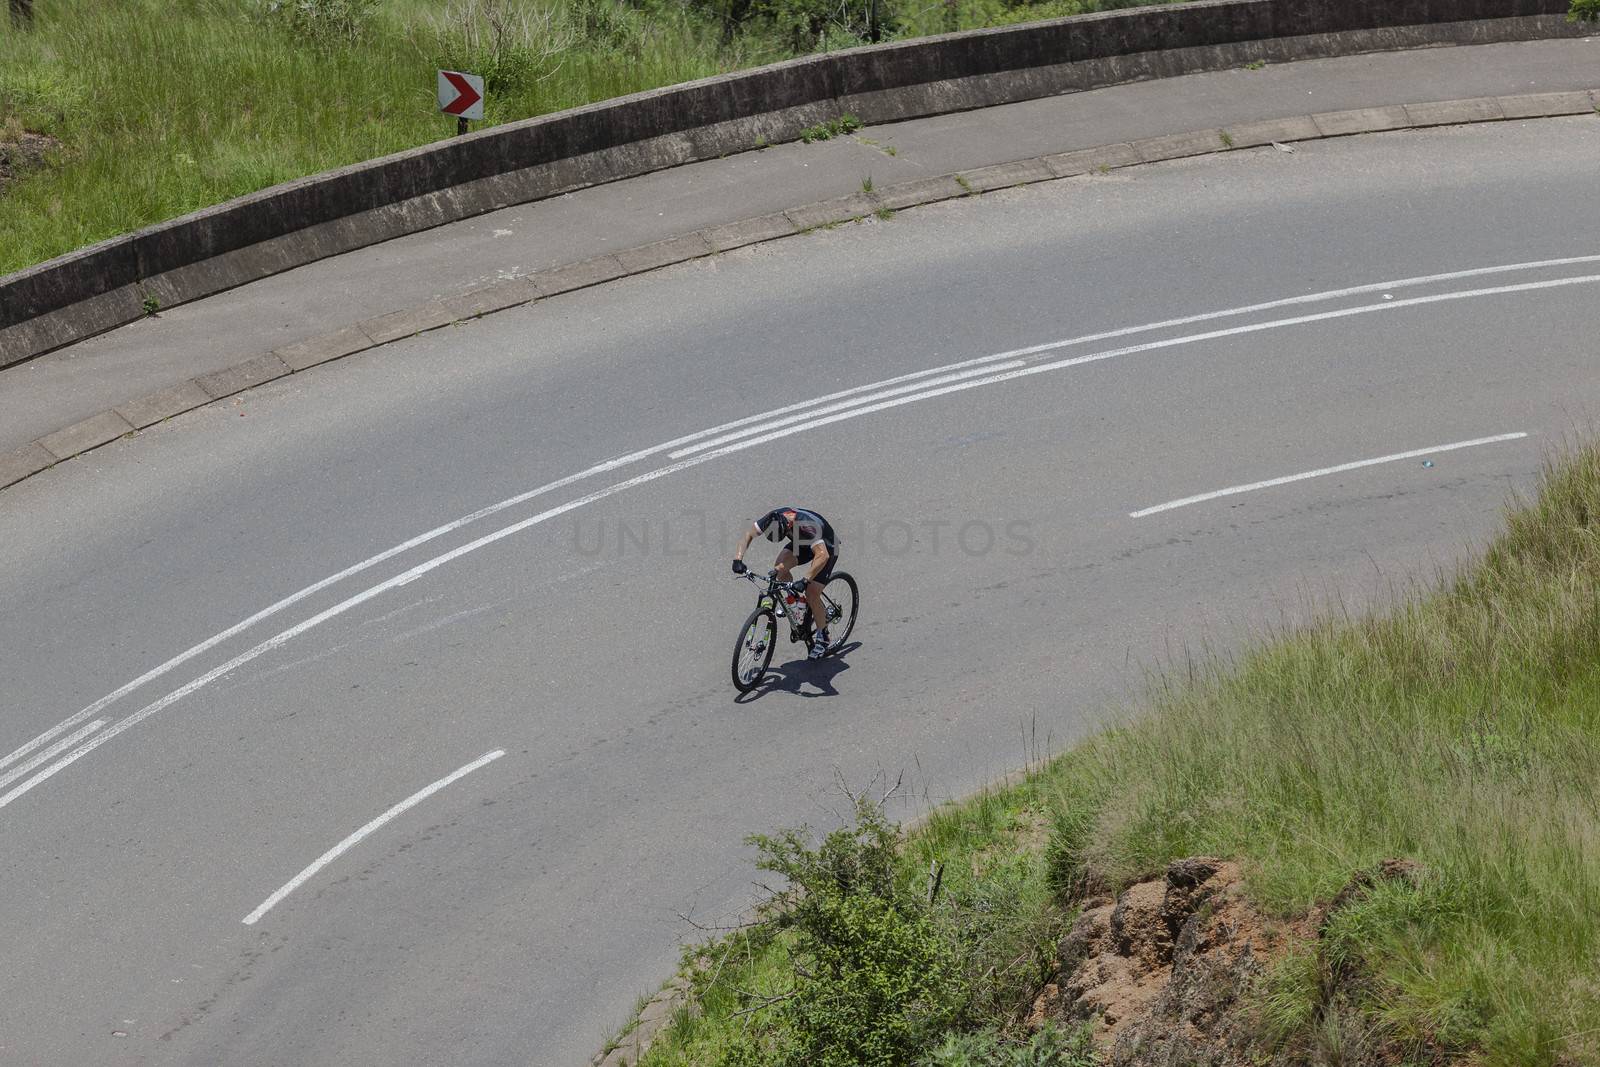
[740,569,836,642]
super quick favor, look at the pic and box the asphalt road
[2,117,1598,1066]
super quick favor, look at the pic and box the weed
[140,292,160,316]
[861,174,874,192]
[1219,130,1234,148]
[954,174,973,193]
[799,114,864,143]
[1570,0,1598,22]
[755,135,770,150]
[1243,59,1266,70]
[874,207,894,220]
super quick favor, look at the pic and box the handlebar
[739,569,804,594]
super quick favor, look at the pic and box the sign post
[437,70,484,136]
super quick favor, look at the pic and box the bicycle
[731,567,860,693]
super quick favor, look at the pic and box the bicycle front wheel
[819,572,859,654]
[731,608,777,692]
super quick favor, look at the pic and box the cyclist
[732,507,839,659]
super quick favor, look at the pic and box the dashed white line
[4,259,1596,812]
[16,253,1596,779]
[1129,432,1531,518]
[241,749,505,925]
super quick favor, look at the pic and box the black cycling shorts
[794,543,838,582]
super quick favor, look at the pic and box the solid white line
[0,721,105,791]
[1129,433,1531,518]
[10,253,1594,771]
[0,452,747,811]
[977,252,1600,368]
[668,360,1028,458]
[241,749,504,926]
[6,261,1597,811]
[0,354,1038,770]
[5,272,1593,813]
[657,276,1600,464]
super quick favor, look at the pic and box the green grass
[0,0,1187,276]
[0,0,786,274]
[639,441,1600,1065]
[1060,442,1600,1063]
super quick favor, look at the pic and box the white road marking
[969,252,1600,365]
[1129,433,1531,518]
[10,254,1592,771]
[0,349,1039,770]
[0,721,105,791]
[668,361,1027,458]
[665,275,1598,464]
[241,749,504,925]
[4,259,1597,810]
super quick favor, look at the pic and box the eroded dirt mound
[1029,857,1302,1065]
[0,130,61,190]
[1029,856,1441,1067]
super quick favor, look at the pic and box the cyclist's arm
[733,524,759,563]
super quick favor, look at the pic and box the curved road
[2,117,1598,1066]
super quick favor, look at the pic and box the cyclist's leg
[774,548,799,580]
[805,552,837,641]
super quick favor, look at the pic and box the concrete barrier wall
[0,0,1581,368]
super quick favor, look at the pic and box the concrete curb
[2,89,1594,499]
[0,0,1587,369]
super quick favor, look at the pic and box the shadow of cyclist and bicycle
[734,641,863,703]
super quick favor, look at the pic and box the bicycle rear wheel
[731,608,777,692]
[819,572,859,654]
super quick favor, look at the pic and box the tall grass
[0,0,782,273]
[1053,442,1600,1062]
[0,0,1187,275]
[641,443,1600,1065]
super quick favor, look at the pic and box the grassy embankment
[0,0,779,274]
[0,0,1168,277]
[636,443,1600,1066]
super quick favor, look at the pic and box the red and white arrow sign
[437,70,484,121]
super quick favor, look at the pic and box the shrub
[728,792,967,1067]
[1571,0,1599,22]
[250,0,379,47]
[420,0,579,92]
[696,0,892,51]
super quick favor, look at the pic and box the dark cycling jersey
[755,507,838,557]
